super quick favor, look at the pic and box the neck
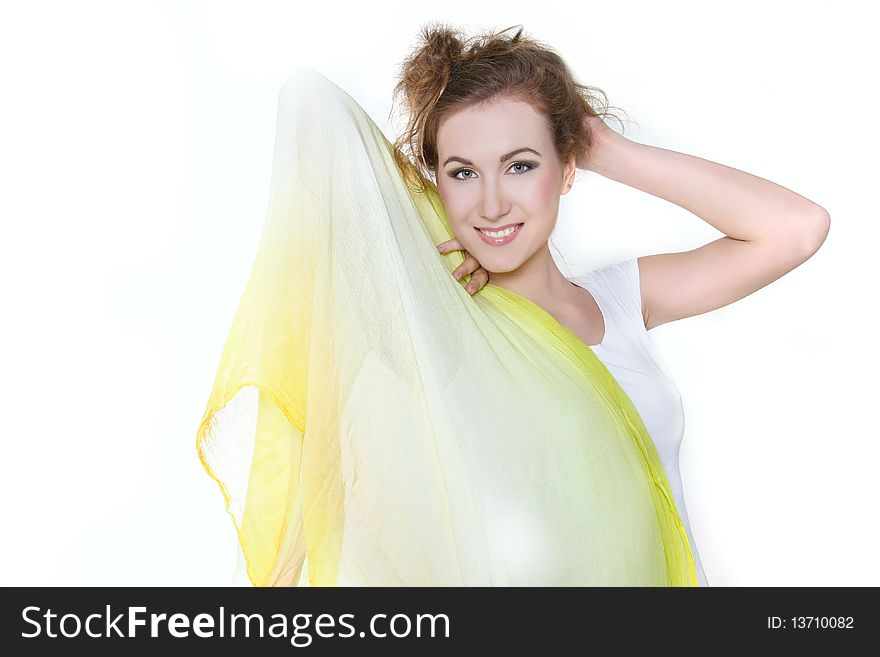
[487,242,575,309]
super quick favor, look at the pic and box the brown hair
[390,22,631,196]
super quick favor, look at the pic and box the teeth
[479,224,520,238]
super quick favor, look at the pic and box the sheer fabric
[195,67,698,587]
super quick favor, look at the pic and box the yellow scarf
[196,67,698,587]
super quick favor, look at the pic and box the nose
[478,177,511,223]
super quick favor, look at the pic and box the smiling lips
[474,222,524,246]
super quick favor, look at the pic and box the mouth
[474,222,524,247]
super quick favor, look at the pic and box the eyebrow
[442,147,542,168]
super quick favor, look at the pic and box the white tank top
[569,258,710,587]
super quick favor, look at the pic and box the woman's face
[435,96,576,274]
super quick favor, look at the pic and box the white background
[0,0,875,586]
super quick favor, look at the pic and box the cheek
[441,194,473,229]
[535,174,557,205]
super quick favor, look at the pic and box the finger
[452,253,481,281]
[465,267,489,294]
[436,237,463,254]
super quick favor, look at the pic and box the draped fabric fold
[195,67,698,587]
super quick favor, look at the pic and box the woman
[198,24,829,587]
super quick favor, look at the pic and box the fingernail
[437,245,445,253]
[453,272,461,280]
[466,284,474,293]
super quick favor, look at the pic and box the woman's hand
[577,113,620,171]
[436,238,490,295]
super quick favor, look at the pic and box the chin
[469,249,524,274]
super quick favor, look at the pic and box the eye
[449,161,537,181]
[451,168,476,180]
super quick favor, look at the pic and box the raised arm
[584,118,830,330]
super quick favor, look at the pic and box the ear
[560,153,577,195]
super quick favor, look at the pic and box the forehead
[436,97,549,155]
